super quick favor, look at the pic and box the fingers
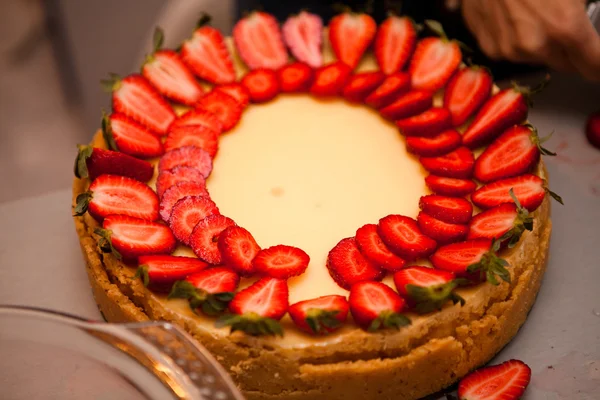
[556,17,600,80]
[461,0,501,59]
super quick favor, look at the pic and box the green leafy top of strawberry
[195,12,212,28]
[368,310,411,332]
[73,191,93,216]
[94,227,122,260]
[498,188,535,248]
[406,279,467,314]
[215,312,284,336]
[510,73,551,106]
[304,308,342,334]
[74,145,93,179]
[424,19,471,52]
[542,179,564,205]
[467,239,510,285]
[101,111,118,151]
[523,123,556,156]
[168,280,234,316]
[100,73,123,93]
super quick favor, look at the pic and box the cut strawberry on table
[190,214,236,264]
[233,12,288,70]
[458,359,532,400]
[355,224,406,271]
[278,62,314,93]
[241,69,280,103]
[425,175,477,197]
[349,281,411,331]
[214,84,250,109]
[417,212,469,245]
[216,277,289,336]
[136,254,208,292]
[105,113,164,158]
[375,15,416,75]
[180,14,236,84]
[380,89,433,121]
[217,226,261,277]
[289,295,349,335]
[155,166,206,199]
[253,245,310,279]
[310,61,353,97]
[170,109,224,134]
[164,125,219,158]
[329,10,376,69]
[406,129,461,157]
[196,90,242,132]
[74,174,158,221]
[586,111,600,149]
[169,195,219,244]
[396,107,452,137]
[282,11,323,68]
[158,146,213,178]
[342,71,385,103]
[101,73,175,135]
[444,65,493,127]
[419,194,473,224]
[327,237,385,290]
[365,72,411,109]
[377,215,438,261]
[74,145,154,182]
[420,147,475,179]
[159,181,210,222]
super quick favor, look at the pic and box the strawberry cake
[73,10,561,400]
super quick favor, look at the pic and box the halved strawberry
[214,84,250,109]
[136,254,208,292]
[329,11,376,69]
[474,124,555,183]
[95,215,176,260]
[74,174,158,221]
[106,113,164,158]
[282,11,323,68]
[379,89,433,121]
[468,200,533,247]
[288,295,349,335]
[309,61,352,97]
[419,194,473,224]
[377,215,438,261]
[252,245,310,279]
[277,62,314,93]
[74,146,154,182]
[327,237,385,290]
[443,65,492,126]
[406,129,461,157]
[365,72,411,109]
[169,195,219,244]
[425,175,477,197]
[196,91,242,132]
[216,277,289,336]
[101,73,175,135]
[458,359,532,400]
[586,111,600,149]
[190,214,236,264]
[375,15,417,75]
[417,211,469,244]
[170,109,224,134]
[164,125,219,158]
[180,14,236,84]
[342,71,385,103]
[158,146,213,178]
[355,224,406,271]
[396,107,452,137]
[159,181,210,222]
[349,281,411,331]
[217,226,261,277]
[155,166,206,199]
[233,12,288,70]
[241,69,280,103]
[420,147,475,179]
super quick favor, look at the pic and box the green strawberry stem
[94,228,122,260]
[467,240,510,285]
[499,188,535,248]
[407,280,466,315]
[169,281,234,316]
[305,309,342,334]
[511,73,551,106]
[525,123,556,156]
[152,27,164,52]
[100,73,122,93]
[424,19,472,52]
[196,13,212,28]
[215,312,284,337]
[74,144,93,179]
[134,265,150,287]
[368,310,411,332]
[73,192,93,216]
[101,111,118,151]
[541,179,564,205]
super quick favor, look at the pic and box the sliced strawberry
[342,71,385,103]
[164,125,219,158]
[241,69,280,103]
[379,89,433,121]
[214,84,250,109]
[327,237,385,290]
[443,65,493,126]
[377,215,437,261]
[282,11,323,68]
[586,111,600,149]
[425,175,477,197]
[190,214,236,264]
[74,174,158,221]
[155,166,206,199]
[106,113,164,158]
[309,61,352,97]
[420,147,475,179]
[180,15,236,84]
[474,124,555,183]
[458,359,532,400]
[406,128,461,157]
[417,211,469,244]
[396,107,452,137]
[136,255,208,292]
[355,224,406,271]
[349,281,411,331]
[419,194,473,224]
[95,215,176,260]
[184,267,240,293]
[170,109,224,134]
[159,181,210,222]
[217,226,261,277]
[74,146,154,182]
[196,91,242,132]
[252,245,310,279]
[233,12,288,70]
[329,11,376,69]
[101,73,175,135]
[365,72,411,109]
[158,146,213,178]
[375,15,417,75]
[289,295,349,335]
[169,195,219,244]
[468,201,533,247]
[277,62,314,93]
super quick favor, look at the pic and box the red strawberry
[365,72,411,109]
[349,281,411,331]
[241,69,280,103]
[379,89,433,121]
[180,14,236,84]
[74,174,158,221]
[164,125,219,158]
[95,215,176,260]
[425,175,477,197]
[420,147,475,179]
[190,214,236,264]
[586,111,600,149]
[329,11,376,69]
[136,255,208,292]
[159,181,210,222]
[417,211,469,244]
[419,194,473,224]
[214,84,250,109]
[277,62,314,93]
[355,224,406,271]
[342,71,385,103]
[468,201,533,247]
[458,359,532,400]
[443,65,493,126]
[158,146,213,178]
[471,174,563,211]
[74,146,153,182]
[474,124,555,183]
[233,12,288,70]
[217,226,261,277]
[282,11,323,68]
[375,15,417,75]
[106,113,164,158]
[196,91,242,132]
[288,295,349,335]
[309,61,352,97]
[101,73,175,135]
[155,166,206,199]
[170,109,224,134]
[142,28,204,105]
[377,215,437,261]
[252,245,310,279]
[396,107,452,137]
[406,129,461,157]
[169,195,219,244]
[327,237,385,290]
[393,266,464,313]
